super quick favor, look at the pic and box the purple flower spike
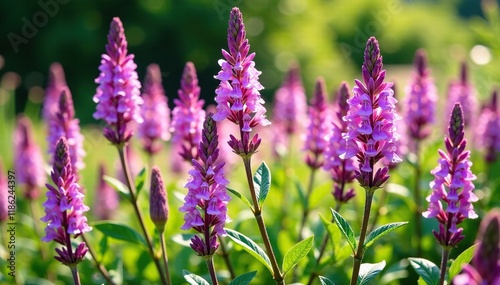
[403,49,437,149]
[94,164,118,220]
[180,114,231,257]
[214,7,270,156]
[476,90,500,163]
[272,63,307,155]
[0,160,7,222]
[48,90,86,177]
[324,82,356,203]
[40,137,92,266]
[43,62,69,122]
[453,209,500,285]
[342,37,401,190]
[150,167,169,232]
[93,17,143,145]
[304,77,332,170]
[138,64,171,155]
[15,115,46,199]
[447,62,477,128]
[170,62,205,161]
[422,104,478,247]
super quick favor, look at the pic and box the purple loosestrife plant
[403,49,437,147]
[180,114,230,285]
[93,17,143,145]
[324,82,356,206]
[213,8,283,285]
[447,62,477,128]
[476,90,500,163]
[422,103,478,285]
[48,90,86,177]
[271,62,307,157]
[453,209,500,285]
[340,37,401,285]
[93,164,119,220]
[170,62,205,162]
[150,167,172,285]
[213,7,270,157]
[14,115,46,200]
[43,62,69,122]
[40,137,91,285]
[138,64,171,156]
[171,62,205,162]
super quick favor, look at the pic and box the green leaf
[98,235,108,258]
[364,222,408,250]
[134,167,147,197]
[331,208,357,253]
[408,257,440,285]
[294,180,307,209]
[282,236,314,276]
[319,214,351,263]
[227,188,254,210]
[357,260,386,285]
[448,243,479,282]
[225,228,273,274]
[183,270,210,285]
[103,175,130,199]
[228,271,257,285]
[93,221,148,248]
[319,276,336,285]
[254,162,271,207]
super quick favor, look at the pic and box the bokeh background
[1,0,500,284]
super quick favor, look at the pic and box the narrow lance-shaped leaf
[331,208,357,254]
[225,228,273,274]
[364,222,408,250]
[135,167,147,197]
[357,260,386,285]
[227,187,253,210]
[254,162,271,207]
[93,221,147,248]
[183,270,211,285]
[103,175,130,199]
[408,257,440,285]
[320,214,351,263]
[319,276,336,285]
[448,243,479,282]
[282,236,314,276]
[228,271,258,285]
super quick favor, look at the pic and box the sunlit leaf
[254,162,271,207]
[331,208,357,253]
[282,236,314,275]
[408,258,440,285]
[228,271,257,285]
[225,228,273,274]
[227,187,253,210]
[364,222,408,250]
[93,221,147,248]
[183,270,210,285]
[357,260,386,285]
[448,243,479,282]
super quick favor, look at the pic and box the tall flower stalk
[403,49,437,255]
[93,17,166,285]
[298,77,331,241]
[422,103,478,285]
[138,64,171,162]
[180,114,231,285]
[341,37,401,285]
[213,7,283,285]
[40,137,92,285]
[170,62,205,162]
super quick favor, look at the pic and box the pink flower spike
[43,62,69,122]
[138,64,171,155]
[93,17,143,145]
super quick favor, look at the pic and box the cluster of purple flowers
[138,64,171,155]
[180,114,231,256]
[341,37,401,190]
[476,90,500,163]
[40,137,92,265]
[93,17,143,145]
[422,104,478,247]
[214,7,270,156]
[446,62,477,128]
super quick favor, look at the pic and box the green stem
[81,234,115,285]
[117,146,167,285]
[438,247,450,285]
[217,235,236,279]
[243,157,284,285]
[413,140,423,257]
[350,190,375,285]
[367,187,387,234]
[298,167,318,241]
[206,256,219,285]
[159,230,172,285]
[70,266,81,285]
